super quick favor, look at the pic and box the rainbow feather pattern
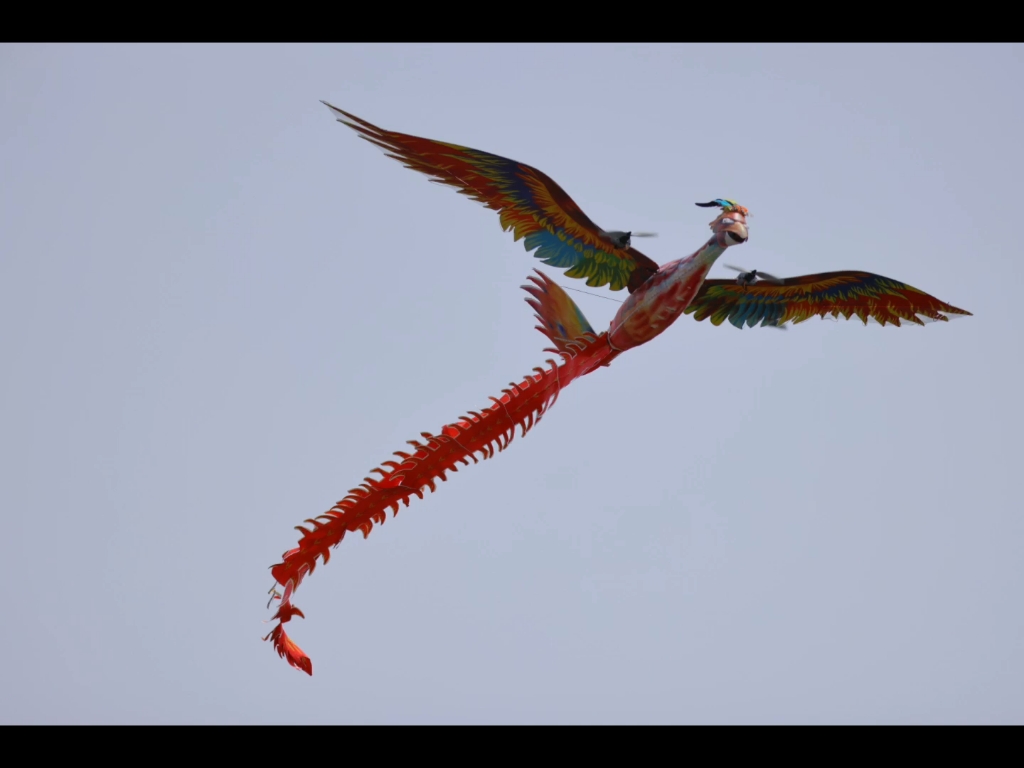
[686,271,972,328]
[323,102,660,293]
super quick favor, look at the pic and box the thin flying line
[558,284,624,303]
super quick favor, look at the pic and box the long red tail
[265,325,614,675]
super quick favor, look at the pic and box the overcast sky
[2,43,1021,724]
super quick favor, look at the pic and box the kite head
[698,199,750,246]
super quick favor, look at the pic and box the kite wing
[323,102,661,293]
[684,271,972,328]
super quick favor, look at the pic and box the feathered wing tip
[865,309,971,326]
[321,101,420,167]
[322,100,378,132]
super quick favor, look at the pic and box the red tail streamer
[265,332,613,675]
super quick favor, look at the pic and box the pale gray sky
[1,43,1022,724]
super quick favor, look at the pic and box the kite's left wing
[322,102,661,293]
[685,271,972,328]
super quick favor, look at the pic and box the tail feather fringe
[265,330,613,675]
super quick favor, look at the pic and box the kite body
[608,207,748,353]
[264,105,972,675]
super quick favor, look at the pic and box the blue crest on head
[696,198,740,210]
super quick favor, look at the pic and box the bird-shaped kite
[263,103,971,675]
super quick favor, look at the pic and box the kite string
[558,284,624,303]
[558,282,643,343]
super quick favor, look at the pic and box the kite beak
[719,221,748,246]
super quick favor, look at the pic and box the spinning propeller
[721,265,788,330]
[723,264,784,285]
[601,230,658,248]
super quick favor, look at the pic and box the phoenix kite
[264,103,971,675]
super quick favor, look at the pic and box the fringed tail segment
[263,580,312,675]
[265,331,614,674]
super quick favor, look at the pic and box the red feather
[265,325,613,674]
[323,102,660,293]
